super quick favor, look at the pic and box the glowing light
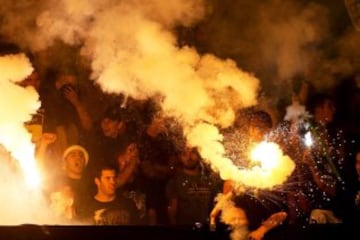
[304,131,313,147]
[0,53,41,189]
[13,144,41,188]
[231,141,295,189]
[250,141,281,171]
[188,123,295,189]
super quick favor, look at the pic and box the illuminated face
[101,118,125,138]
[55,74,77,90]
[148,117,167,137]
[180,147,200,170]
[356,152,360,181]
[249,126,268,143]
[315,100,336,125]
[322,100,336,123]
[96,169,117,197]
[64,149,86,176]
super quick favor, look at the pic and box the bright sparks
[250,141,281,170]
[238,141,295,189]
[188,123,295,190]
[304,131,313,147]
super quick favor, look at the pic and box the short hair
[103,104,126,121]
[142,98,161,125]
[93,163,118,180]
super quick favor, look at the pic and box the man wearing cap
[62,145,89,179]
[52,144,94,221]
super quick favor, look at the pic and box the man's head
[101,106,126,138]
[62,145,89,179]
[142,98,167,137]
[94,164,117,199]
[180,147,201,170]
[308,93,336,126]
[248,110,273,142]
[55,72,77,89]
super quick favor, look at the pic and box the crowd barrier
[0,223,357,240]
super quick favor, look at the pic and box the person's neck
[183,167,200,176]
[95,193,116,202]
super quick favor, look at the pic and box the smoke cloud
[193,0,358,108]
[1,0,356,226]
[1,0,261,179]
[0,0,300,192]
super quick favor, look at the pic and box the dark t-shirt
[49,173,95,220]
[336,179,360,223]
[80,195,140,225]
[116,173,148,224]
[166,170,222,225]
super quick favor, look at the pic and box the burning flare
[187,124,295,190]
[245,141,295,188]
[0,53,41,188]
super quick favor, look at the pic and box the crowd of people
[1,43,359,240]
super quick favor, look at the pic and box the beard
[183,161,200,171]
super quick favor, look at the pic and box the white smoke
[19,0,260,179]
[0,0,300,226]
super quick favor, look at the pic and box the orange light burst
[231,141,295,189]
[250,141,284,171]
[187,123,295,190]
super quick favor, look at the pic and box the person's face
[249,126,268,143]
[180,147,200,170]
[64,149,86,176]
[95,169,116,197]
[322,100,336,123]
[315,100,335,124]
[356,152,360,181]
[148,117,167,137]
[55,74,77,90]
[101,118,124,138]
